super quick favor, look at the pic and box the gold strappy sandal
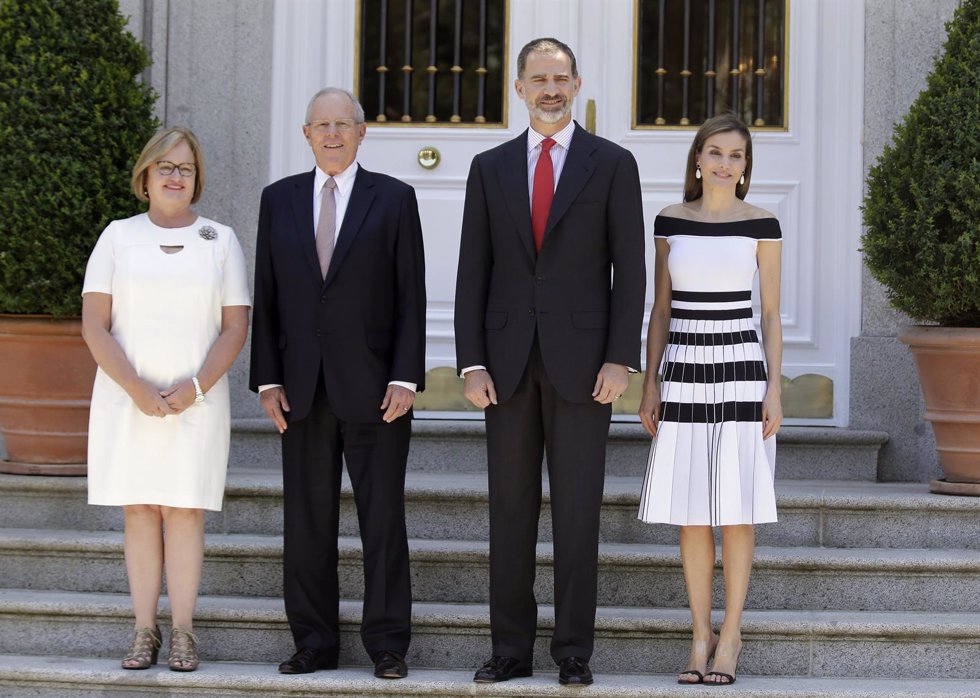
[168,626,199,671]
[121,625,161,669]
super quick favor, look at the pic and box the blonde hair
[683,114,753,202]
[131,127,206,204]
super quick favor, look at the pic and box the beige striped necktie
[316,177,338,278]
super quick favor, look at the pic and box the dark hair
[683,114,753,202]
[517,37,578,79]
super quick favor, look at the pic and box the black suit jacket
[250,166,426,423]
[454,124,645,404]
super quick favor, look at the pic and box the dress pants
[280,372,412,660]
[484,339,611,662]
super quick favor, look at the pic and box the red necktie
[531,137,556,253]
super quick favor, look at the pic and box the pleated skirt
[637,313,777,526]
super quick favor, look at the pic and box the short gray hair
[305,87,366,124]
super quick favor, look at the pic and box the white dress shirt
[312,162,357,243]
[526,119,574,201]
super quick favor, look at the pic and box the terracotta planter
[899,326,980,495]
[0,315,96,474]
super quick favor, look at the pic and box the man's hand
[260,386,291,434]
[592,363,629,404]
[463,369,498,409]
[381,384,416,423]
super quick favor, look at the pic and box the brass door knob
[417,146,441,169]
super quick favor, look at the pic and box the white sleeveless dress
[82,213,251,511]
[638,215,780,526]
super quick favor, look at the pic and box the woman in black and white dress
[637,114,783,685]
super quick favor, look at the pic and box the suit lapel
[324,165,376,288]
[544,123,597,243]
[496,132,536,262]
[290,170,322,280]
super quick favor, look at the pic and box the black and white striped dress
[638,215,780,526]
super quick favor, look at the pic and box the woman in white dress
[81,127,251,671]
[637,114,783,685]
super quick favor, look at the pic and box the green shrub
[861,0,980,326]
[0,0,158,317]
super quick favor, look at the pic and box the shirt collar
[314,161,359,197]
[527,120,576,153]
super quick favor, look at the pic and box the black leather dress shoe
[373,650,408,679]
[473,655,533,683]
[558,656,594,685]
[278,647,338,674]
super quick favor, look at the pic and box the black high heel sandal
[677,636,718,685]
[704,642,741,686]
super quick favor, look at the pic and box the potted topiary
[0,0,158,473]
[861,0,980,494]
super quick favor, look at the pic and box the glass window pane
[636,0,787,128]
[358,0,507,126]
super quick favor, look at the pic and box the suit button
[536,276,545,282]
[315,329,322,337]
[320,297,326,303]
[528,308,535,316]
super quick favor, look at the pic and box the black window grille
[636,0,787,128]
[358,0,507,125]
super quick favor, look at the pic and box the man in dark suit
[250,87,425,679]
[455,38,646,686]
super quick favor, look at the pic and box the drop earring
[695,164,702,180]
[739,172,745,186]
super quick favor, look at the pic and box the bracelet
[191,376,205,404]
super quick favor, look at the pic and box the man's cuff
[388,381,417,393]
[258,384,283,392]
[460,365,487,376]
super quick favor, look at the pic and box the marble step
[1,590,979,679]
[2,656,979,697]
[230,420,888,480]
[2,472,978,550]
[1,529,978,612]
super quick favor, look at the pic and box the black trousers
[280,373,412,661]
[484,339,611,663]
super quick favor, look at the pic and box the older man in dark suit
[250,87,425,679]
[455,38,646,686]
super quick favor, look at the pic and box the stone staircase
[2,420,980,696]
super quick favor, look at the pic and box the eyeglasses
[307,119,357,133]
[155,161,197,177]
